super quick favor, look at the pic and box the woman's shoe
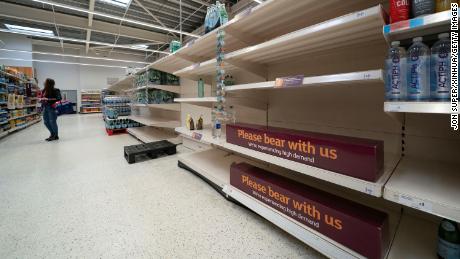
[50,135,59,141]
[46,136,53,141]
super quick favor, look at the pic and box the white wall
[0,32,33,67]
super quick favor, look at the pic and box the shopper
[41,78,61,141]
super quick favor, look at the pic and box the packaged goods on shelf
[412,0,435,17]
[230,162,389,259]
[385,35,452,102]
[226,123,384,182]
[105,118,140,130]
[204,1,228,33]
[437,218,460,259]
[431,33,451,101]
[170,40,181,53]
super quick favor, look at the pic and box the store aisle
[0,114,323,258]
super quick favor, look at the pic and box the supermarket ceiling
[0,0,242,60]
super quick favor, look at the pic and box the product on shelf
[170,40,181,53]
[390,0,410,23]
[436,0,458,12]
[230,162,389,259]
[105,118,140,130]
[197,78,205,97]
[186,114,195,130]
[407,37,431,101]
[411,0,435,17]
[385,41,407,101]
[431,33,451,101]
[226,123,384,182]
[437,218,460,259]
[196,115,203,130]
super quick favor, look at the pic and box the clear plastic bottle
[431,33,451,101]
[385,41,407,101]
[407,37,431,101]
[197,78,204,98]
[227,105,236,124]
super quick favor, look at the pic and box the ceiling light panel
[5,24,55,37]
[98,0,132,8]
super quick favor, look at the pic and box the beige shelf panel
[387,213,438,259]
[226,70,383,92]
[384,102,456,114]
[128,115,180,128]
[384,158,460,222]
[175,5,385,80]
[146,0,383,74]
[131,103,180,112]
[107,75,134,91]
[176,126,398,197]
[127,126,181,144]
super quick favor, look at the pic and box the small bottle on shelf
[437,218,460,259]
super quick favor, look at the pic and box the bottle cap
[413,37,423,42]
[391,41,400,47]
[438,33,449,39]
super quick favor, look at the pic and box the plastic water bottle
[407,37,431,101]
[385,41,407,101]
[198,78,204,98]
[431,33,451,101]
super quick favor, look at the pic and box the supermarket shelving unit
[0,69,41,139]
[132,1,457,258]
[80,89,102,114]
[107,73,181,143]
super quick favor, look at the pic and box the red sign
[231,162,389,259]
[226,123,384,182]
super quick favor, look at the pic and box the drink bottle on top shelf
[412,0,435,17]
[436,0,458,12]
[407,37,430,101]
[390,0,410,23]
[431,33,451,101]
[385,41,407,101]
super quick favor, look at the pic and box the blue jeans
[43,105,58,137]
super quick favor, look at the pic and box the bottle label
[431,52,451,100]
[438,238,460,259]
[385,57,406,100]
[408,55,430,100]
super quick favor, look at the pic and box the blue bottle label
[431,51,451,100]
[408,55,430,100]
[385,57,406,100]
[438,238,460,259]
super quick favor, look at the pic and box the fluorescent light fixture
[0,28,170,55]
[5,24,55,37]
[98,0,131,8]
[0,48,151,64]
[30,0,199,38]
[130,44,148,50]
[0,57,130,69]
[253,0,263,3]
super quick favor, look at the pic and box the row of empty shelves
[176,127,460,222]
[178,148,439,259]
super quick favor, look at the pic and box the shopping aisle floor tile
[0,114,325,258]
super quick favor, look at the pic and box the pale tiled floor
[0,114,324,258]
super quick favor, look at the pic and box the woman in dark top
[41,78,61,141]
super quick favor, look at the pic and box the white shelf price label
[356,11,366,18]
[363,73,371,79]
[398,194,433,213]
[192,132,203,141]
